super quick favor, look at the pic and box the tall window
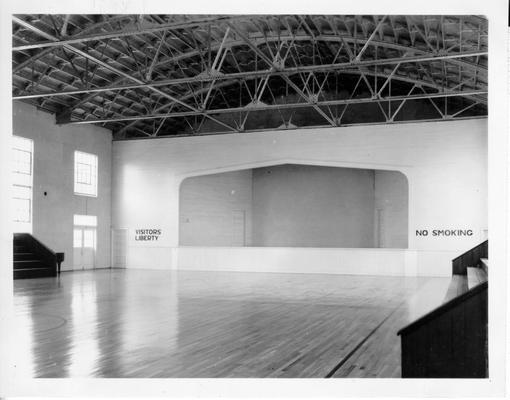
[12,136,33,233]
[74,151,98,197]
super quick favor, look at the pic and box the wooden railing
[14,232,58,276]
[452,240,488,275]
[397,281,487,377]
[397,240,489,378]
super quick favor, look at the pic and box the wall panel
[179,169,252,246]
[112,118,487,276]
[252,165,375,247]
[13,101,112,270]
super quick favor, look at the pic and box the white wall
[13,101,112,271]
[374,170,409,248]
[177,247,411,276]
[252,164,376,247]
[175,247,459,277]
[179,169,253,246]
[112,118,487,276]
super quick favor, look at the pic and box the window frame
[74,150,98,197]
[12,147,32,175]
[73,214,98,250]
[12,136,33,231]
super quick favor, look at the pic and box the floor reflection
[68,278,99,377]
[13,294,35,378]
[13,269,450,378]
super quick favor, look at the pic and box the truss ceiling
[12,14,488,140]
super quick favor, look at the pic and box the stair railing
[14,233,58,276]
[397,239,489,377]
[397,281,488,377]
[452,239,488,275]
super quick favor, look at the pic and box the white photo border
[0,0,507,398]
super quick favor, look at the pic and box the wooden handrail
[452,239,488,263]
[398,240,489,377]
[397,281,487,336]
[15,232,56,255]
[452,240,488,275]
[397,281,488,377]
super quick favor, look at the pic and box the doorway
[73,215,97,269]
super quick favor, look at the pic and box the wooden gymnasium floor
[12,269,451,378]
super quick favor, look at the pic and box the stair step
[14,245,29,252]
[467,267,487,289]
[13,234,59,279]
[480,258,489,274]
[13,252,36,261]
[443,275,469,303]
[14,260,45,270]
[14,268,56,279]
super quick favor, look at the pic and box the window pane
[83,229,95,248]
[76,162,92,184]
[12,185,31,224]
[73,214,97,227]
[12,148,32,174]
[13,198,30,223]
[13,185,30,199]
[74,151,98,197]
[73,229,82,248]
[12,136,33,232]
[12,135,33,152]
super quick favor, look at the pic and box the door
[73,215,97,270]
[111,228,128,268]
[376,209,385,248]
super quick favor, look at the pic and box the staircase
[13,233,58,279]
[443,256,488,303]
[397,240,488,378]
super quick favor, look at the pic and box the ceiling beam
[111,115,486,140]
[14,32,488,76]
[12,16,238,132]
[42,33,487,121]
[12,15,488,136]
[355,15,388,61]
[59,89,487,125]
[12,15,139,74]
[13,49,487,101]
[12,15,238,51]
[227,21,334,126]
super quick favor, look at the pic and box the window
[12,147,32,175]
[73,214,98,227]
[74,151,98,197]
[12,136,33,232]
[73,228,83,248]
[73,215,97,250]
[13,186,31,223]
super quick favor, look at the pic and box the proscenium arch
[176,159,410,248]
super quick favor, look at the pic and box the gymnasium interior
[5,12,501,388]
